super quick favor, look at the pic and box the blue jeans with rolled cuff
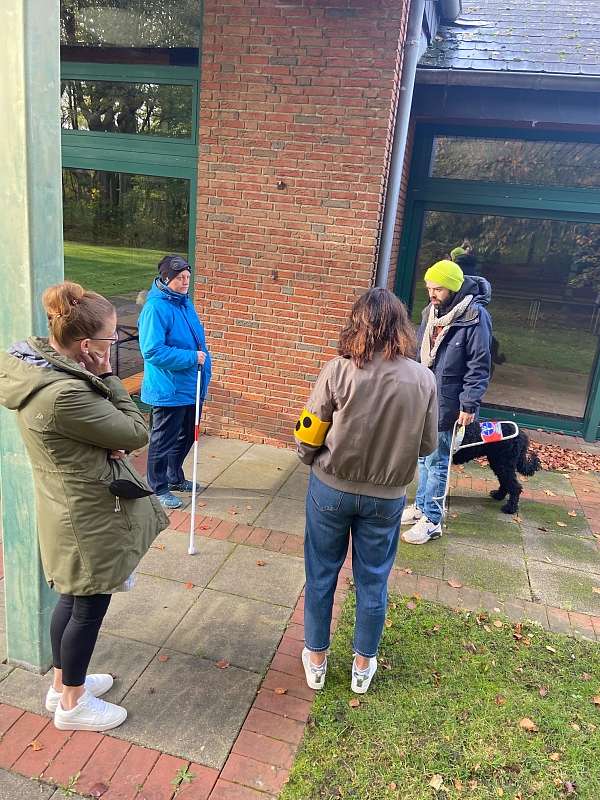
[303,473,405,659]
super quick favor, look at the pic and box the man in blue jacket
[138,255,212,509]
[402,260,492,544]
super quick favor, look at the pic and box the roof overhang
[416,66,600,94]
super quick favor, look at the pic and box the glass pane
[63,168,189,379]
[60,0,201,48]
[431,137,600,189]
[411,210,600,420]
[61,80,193,138]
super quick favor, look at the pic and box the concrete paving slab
[253,496,306,537]
[0,666,50,716]
[211,445,298,493]
[138,530,235,587]
[520,501,592,538]
[164,589,291,672]
[443,540,531,601]
[181,437,252,486]
[528,561,600,615]
[88,633,159,705]
[276,468,309,501]
[523,528,600,576]
[523,470,576,497]
[0,769,55,800]
[190,488,271,526]
[102,574,202,647]
[208,546,305,608]
[446,510,523,550]
[395,539,445,579]
[113,649,261,768]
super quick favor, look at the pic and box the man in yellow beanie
[402,260,492,545]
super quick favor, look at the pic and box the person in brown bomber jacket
[294,288,438,695]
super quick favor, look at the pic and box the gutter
[416,66,600,93]
[374,0,426,288]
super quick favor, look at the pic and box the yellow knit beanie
[424,260,464,293]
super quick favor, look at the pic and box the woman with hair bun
[0,281,169,732]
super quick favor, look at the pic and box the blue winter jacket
[138,279,212,407]
[417,276,492,431]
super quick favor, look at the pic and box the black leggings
[50,594,112,686]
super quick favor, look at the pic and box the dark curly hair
[337,288,416,368]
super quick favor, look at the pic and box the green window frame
[396,123,600,442]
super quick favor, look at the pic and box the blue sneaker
[157,491,183,509]
[168,480,202,493]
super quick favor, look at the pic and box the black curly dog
[452,422,541,515]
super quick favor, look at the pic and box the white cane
[432,420,465,526]
[188,367,203,556]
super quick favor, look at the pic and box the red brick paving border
[2,493,600,798]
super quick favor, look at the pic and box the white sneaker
[54,689,127,731]
[401,516,442,545]
[301,647,327,690]
[351,656,377,694]
[401,503,422,525]
[45,673,114,714]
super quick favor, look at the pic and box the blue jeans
[303,473,405,658]
[415,429,453,524]
[147,405,201,495]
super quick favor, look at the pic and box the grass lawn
[282,595,600,800]
[64,241,176,297]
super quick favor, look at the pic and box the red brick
[261,670,314,702]
[232,730,296,770]
[43,729,104,785]
[263,531,287,552]
[243,708,306,746]
[591,616,600,637]
[12,720,72,778]
[284,623,304,642]
[175,763,219,800]
[75,736,131,795]
[228,525,253,544]
[547,606,572,635]
[213,520,237,540]
[102,745,160,800]
[245,528,270,547]
[0,711,48,769]
[569,611,596,638]
[0,704,24,737]
[209,779,277,800]
[276,635,304,659]
[279,536,304,556]
[137,753,189,800]
[168,510,189,530]
[221,753,288,795]
[270,651,305,680]
[253,689,312,723]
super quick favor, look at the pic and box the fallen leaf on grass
[274,687,288,695]
[348,698,360,708]
[563,781,577,795]
[568,511,578,517]
[544,490,556,496]
[453,778,463,791]
[519,717,539,733]
[571,722,581,731]
[464,642,477,654]
[468,780,478,790]
[581,672,592,681]
[401,567,413,574]
[494,694,506,706]
[513,515,523,523]
[429,774,444,791]
[406,601,417,611]
[592,695,600,706]
[388,782,397,791]
[539,686,549,698]
[592,588,600,595]
[184,581,194,589]
[256,560,267,566]
[447,579,463,589]
[549,752,561,761]
[496,790,505,798]
[557,521,568,528]
[157,655,170,663]
[493,619,504,629]
[216,659,230,669]
[29,740,43,751]
[384,618,393,628]
[546,645,557,653]
[89,783,109,798]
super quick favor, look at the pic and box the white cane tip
[188,546,196,556]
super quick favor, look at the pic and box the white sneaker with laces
[54,689,127,731]
[401,503,422,525]
[46,673,114,714]
[351,656,377,694]
[401,516,442,545]
[301,647,327,690]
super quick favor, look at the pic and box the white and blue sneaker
[301,648,327,690]
[351,656,377,694]
[401,516,442,545]
[45,673,114,714]
[157,491,183,510]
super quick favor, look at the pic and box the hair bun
[42,281,85,320]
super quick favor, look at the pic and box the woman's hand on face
[197,351,207,366]
[80,347,112,376]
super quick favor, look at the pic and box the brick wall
[196,0,410,445]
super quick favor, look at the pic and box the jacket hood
[420,275,492,326]
[0,337,110,411]
[147,277,191,307]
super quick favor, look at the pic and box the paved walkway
[1,435,600,798]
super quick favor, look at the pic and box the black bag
[109,479,153,500]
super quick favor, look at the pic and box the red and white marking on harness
[480,420,504,443]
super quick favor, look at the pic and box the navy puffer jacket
[417,276,492,431]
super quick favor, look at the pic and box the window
[430,137,600,189]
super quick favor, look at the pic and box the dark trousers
[50,594,112,686]
[147,405,200,495]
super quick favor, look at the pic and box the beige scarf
[420,295,474,368]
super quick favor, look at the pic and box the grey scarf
[420,295,473,368]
